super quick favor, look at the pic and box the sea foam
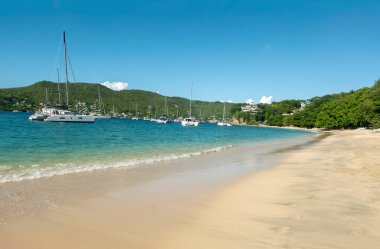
[0,145,233,184]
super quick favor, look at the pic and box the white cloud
[226,100,233,103]
[245,99,254,105]
[101,81,128,91]
[260,96,273,104]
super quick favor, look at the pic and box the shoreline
[231,121,380,134]
[0,123,312,184]
[1,130,379,248]
[0,144,235,184]
[229,121,322,133]
[0,134,316,226]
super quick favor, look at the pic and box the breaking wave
[0,145,233,184]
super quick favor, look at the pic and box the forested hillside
[231,79,380,129]
[2,79,379,129]
[0,81,234,119]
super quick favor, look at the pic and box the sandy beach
[161,130,380,249]
[1,130,379,249]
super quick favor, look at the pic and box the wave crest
[0,145,233,184]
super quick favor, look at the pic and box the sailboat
[156,95,170,123]
[132,104,139,120]
[181,82,199,127]
[217,101,231,126]
[143,106,152,120]
[44,32,95,123]
[150,104,158,122]
[91,85,111,119]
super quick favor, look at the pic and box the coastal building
[241,103,258,113]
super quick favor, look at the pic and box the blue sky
[0,0,379,103]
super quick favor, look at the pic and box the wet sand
[1,130,379,248]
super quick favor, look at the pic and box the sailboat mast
[45,88,49,104]
[98,85,101,110]
[165,96,168,116]
[189,82,193,116]
[222,102,226,120]
[57,68,61,105]
[63,31,69,107]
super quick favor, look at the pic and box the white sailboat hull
[94,115,111,119]
[181,120,199,127]
[217,121,231,126]
[156,116,170,124]
[44,114,95,123]
[156,119,168,124]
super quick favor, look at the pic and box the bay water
[0,111,312,183]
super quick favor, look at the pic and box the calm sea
[0,111,312,183]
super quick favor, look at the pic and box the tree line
[231,79,380,129]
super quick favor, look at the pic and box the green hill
[3,79,379,128]
[0,81,235,119]
[289,80,380,129]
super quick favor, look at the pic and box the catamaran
[181,83,199,127]
[44,109,95,123]
[217,101,231,126]
[44,31,95,123]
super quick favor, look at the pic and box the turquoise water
[0,111,312,183]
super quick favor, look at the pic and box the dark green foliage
[234,111,257,125]
[229,104,243,115]
[292,83,380,129]
[271,100,302,114]
[231,79,380,129]
[231,100,302,126]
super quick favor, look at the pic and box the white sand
[160,130,380,249]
